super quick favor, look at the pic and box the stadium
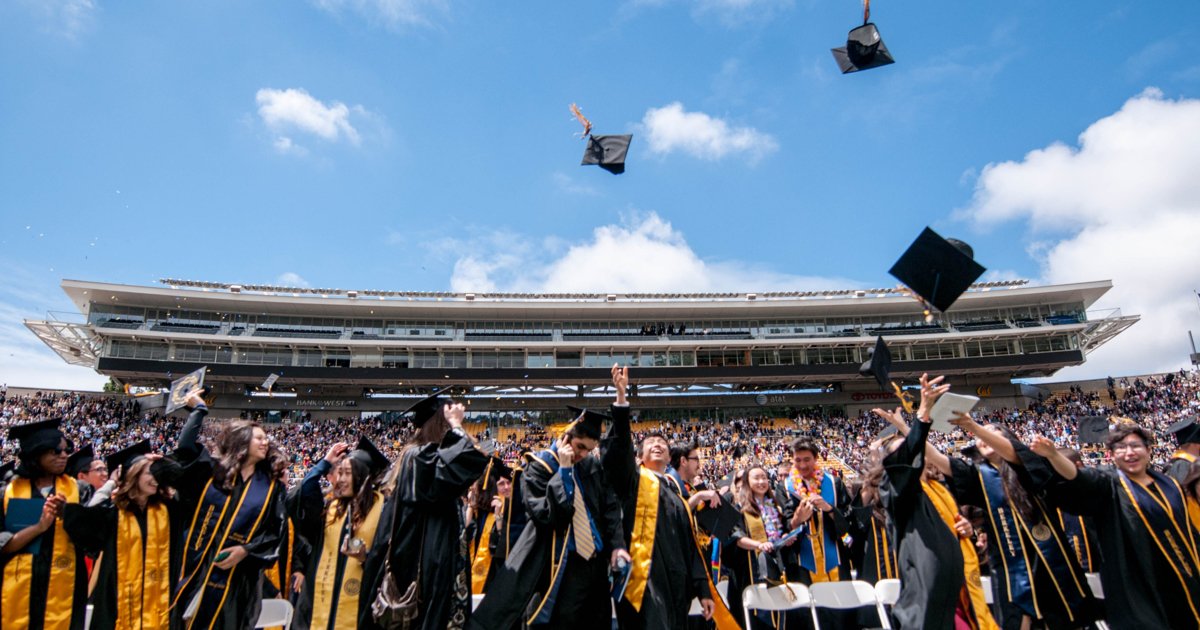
[25,276,1139,421]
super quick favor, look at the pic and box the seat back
[980,575,994,604]
[874,578,901,606]
[809,580,878,609]
[254,599,294,628]
[1086,573,1105,599]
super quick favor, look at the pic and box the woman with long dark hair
[170,390,287,630]
[293,437,390,630]
[62,440,185,630]
[363,390,488,630]
[927,414,1100,630]
[727,464,794,629]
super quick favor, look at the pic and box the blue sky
[2,0,1199,389]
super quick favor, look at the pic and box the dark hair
[404,407,451,454]
[564,423,600,442]
[989,425,1038,523]
[330,457,380,530]
[737,465,772,518]
[211,420,287,490]
[1105,424,1152,451]
[790,438,821,458]
[859,436,901,521]
[1057,447,1083,466]
[112,458,170,511]
[638,432,669,457]
[670,443,698,469]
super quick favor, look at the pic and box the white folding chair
[85,604,94,630]
[741,583,812,630]
[873,578,901,630]
[472,594,484,611]
[980,575,994,605]
[254,599,294,628]
[688,579,731,615]
[809,580,887,630]
[1084,573,1112,630]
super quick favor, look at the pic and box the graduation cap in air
[1168,417,1200,446]
[350,436,390,477]
[565,405,610,441]
[404,388,452,428]
[105,440,153,474]
[831,0,895,74]
[480,456,514,490]
[872,424,900,444]
[859,337,915,413]
[1078,416,1110,445]
[889,227,986,318]
[165,366,208,414]
[694,498,740,541]
[66,444,96,477]
[8,419,65,455]
[572,103,632,175]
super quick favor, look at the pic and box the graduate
[728,464,794,630]
[169,390,287,630]
[1053,449,1102,573]
[0,419,92,630]
[366,389,488,630]
[62,440,185,630]
[65,445,107,491]
[262,480,309,630]
[863,375,996,630]
[1025,422,1200,629]
[466,455,526,596]
[600,365,717,630]
[1166,417,1200,486]
[781,438,853,584]
[469,407,626,630]
[924,414,1099,630]
[294,437,390,630]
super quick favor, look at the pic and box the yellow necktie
[572,472,595,559]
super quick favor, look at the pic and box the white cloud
[448,212,855,293]
[18,0,96,40]
[641,102,778,162]
[311,0,446,29]
[961,88,1200,378]
[276,272,311,288]
[255,88,375,154]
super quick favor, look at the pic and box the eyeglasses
[685,456,701,462]
[1111,441,1147,453]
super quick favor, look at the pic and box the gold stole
[745,513,767,543]
[115,503,171,630]
[1190,498,1200,544]
[625,468,660,611]
[470,512,497,595]
[871,516,896,580]
[1174,451,1198,464]
[922,479,1000,630]
[2,475,80,630]
[309,493,384,630]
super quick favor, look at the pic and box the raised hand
[444,402,466,428]
[556,434,576,468]
[324,442,350,464]
[1030,435,1057,458]
[611,364,629,405]
[185,388,206,409]
[917,374,950,422]
[948,411,976,430]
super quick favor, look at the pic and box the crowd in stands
[2,369,1197,486]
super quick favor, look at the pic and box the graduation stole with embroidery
[2,475,80,630]
[785,469,840,574]
[1118,470,1200,624]
[310,491,384,630]
[624,467,660,612]
[116,503,171,630]
[922,479,998,630]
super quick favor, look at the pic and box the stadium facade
[26,278,1138,420]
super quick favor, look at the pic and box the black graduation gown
[366,428,488,630]
[1167,454,1197,486]
[1029,457,1200,630]
[601,404,711,630]
[469,467,529,594]
[777,473,853,585]
[62,499,187,630]
[848,502,898,584]
[469,448,624,630]
[169,408,287,630]
[880,420,962,630]
[0,476,93,630]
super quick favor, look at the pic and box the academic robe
[62,498,185,630]
[848,502,898,584]
[879,420,963,630]
[468,467,528,596]
[170,407,286,630]
[0,475,93,630]
[727,505,790,630]
[365,428,487,630]
[779,469,853,584]
[469,448,624,630]
[1031,458,1200,630]
[601,404,712,630]
[1057,509,1101,574]
[293,459,386,630]
[948,450,1098,630]
[1166,451,1198,486]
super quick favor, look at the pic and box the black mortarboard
[66,445,96,477]
[349,436,390,476]
[106,440,152,475]
[889,227,986,314]
[873,424,900,443]
[166,366,207,414]
[8,419,65,455]
[1168,417,1200,446]
[404,388,451,427]
[694,499,740,541]
[565,405,610,441]
[859,336,893,392]
[1078,416,1110,445]
[831,23,895,74]
[581,135,632,175]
